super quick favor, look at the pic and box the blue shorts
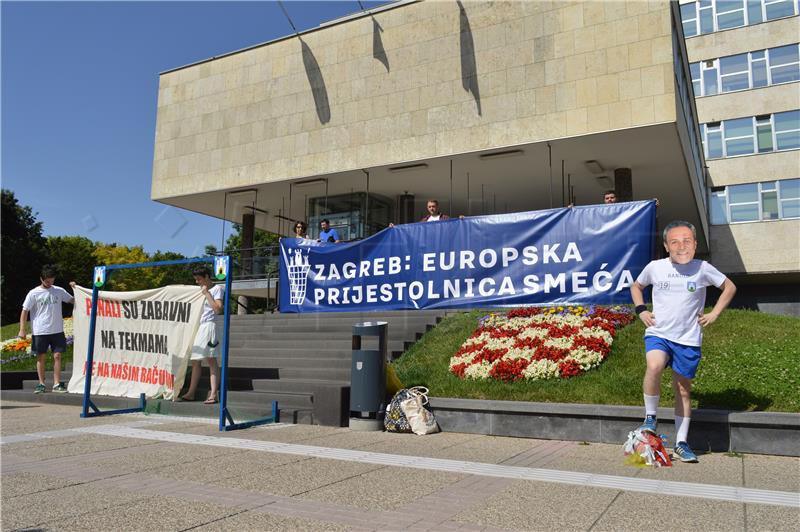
[644,336,701,379]
[32,332,67,355]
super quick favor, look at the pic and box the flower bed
[449,306,635,382]
[0,318,74,366]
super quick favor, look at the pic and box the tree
[1,190,50,324]
[149,250,193,287]
[46,236,96,287]
[92,243,152,291]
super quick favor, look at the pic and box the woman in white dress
[180,266,224,404]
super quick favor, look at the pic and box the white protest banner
[68,285,206,400]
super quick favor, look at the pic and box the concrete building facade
[150,0,798,311]
[679,0,799,313]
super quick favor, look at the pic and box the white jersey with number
[22,286,73,335]
[636,258,727,347]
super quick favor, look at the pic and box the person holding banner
[18,266,76,394]
[293,221,311,240]
[631,221,736,463]
[420,199,450,222]
[180,267,224,404]
[318,219,340,243]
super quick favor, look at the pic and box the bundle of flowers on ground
[449,306,635,382]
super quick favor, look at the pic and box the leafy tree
[149,250,193,287]
[92,243,152,291]
[46,235,96,287]
[1,190,50,324]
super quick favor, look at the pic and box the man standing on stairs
[180,266,224,404]
[18,265,76,394]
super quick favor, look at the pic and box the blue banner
[279,201,656,313]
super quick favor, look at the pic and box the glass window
[765,0,797,20]
[747,0,765,23]
[720,53,750,91]
[730,203,760,222]
[781,178,800,199]
[774,110,800,150]
[690,62,702,96]
[710,189,729,224]
[699,3,715,33]
[756,116,774,152]
[781,178,800,218]
[769,44,800,84]
[681,2,698,37]
[724,117,755,156]
[705,124,724,158]
[761,184,780,219]
[717,0,747,29]
[751,51,769,87]
[702,62,719,95]
[729,183,759,204]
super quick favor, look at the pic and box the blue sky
[2,0,389,257]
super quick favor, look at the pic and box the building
[679,0,799,313]
[150,0,798,312]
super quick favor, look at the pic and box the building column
[238,212,255,315]
[614,168,632,202]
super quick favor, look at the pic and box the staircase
[1,310,446,426]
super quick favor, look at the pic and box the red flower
[559,359,583,378]
[472,347,509,364]
[450,362,468,378]
[507,307,545,318]
[489,358,531,382]
[546,324,579,338]
[571,335,611,357]
[531,345,570,362]
[514,336,545,350]
[455,340,487,357]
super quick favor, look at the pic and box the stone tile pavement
[1,401,798,531]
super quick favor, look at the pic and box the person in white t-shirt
[630,221,736,463]
[179,267,224,404]
[18,265,76,394]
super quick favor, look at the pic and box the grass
[1,322,74,372]
[392,308,800,413]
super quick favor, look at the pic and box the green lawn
[392,309,800,413]
[1,322,74,372]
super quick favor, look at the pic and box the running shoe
[638,414,657,434]
[34,383,46,394]
[674,441,699,463]
[52,382,67,393]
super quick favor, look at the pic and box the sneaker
[34,383,46,394]
[52,382,67,393]
[638,415,657,434]
[674,441,699,463]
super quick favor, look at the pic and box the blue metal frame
[80,256,278,431]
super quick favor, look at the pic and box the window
[719,53,750,91]
[780,178,800,217]
[692,44,799,97]
[751,50,769,87]
[774,110,800,150]
[765,0,797,19]
[710,178,800,224]
[701,111,800,159]
[679,0,799,37]
[769,44,800,84]
[682,2,699,36]
[716,0,747,29]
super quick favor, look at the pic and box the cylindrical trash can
[349,321,388,431]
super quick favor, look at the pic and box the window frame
[679,0,799,37]
[692,44,800,97]
[702,111,800,160]
[709,178,800,224]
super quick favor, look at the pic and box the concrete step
[226,356,351,370]
[228,338,406,351]
[229,323,436,334]
[250,378,349,393]
[229,347,353,358]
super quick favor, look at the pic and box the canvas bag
[384,386,439,434]
[399,386,439,435]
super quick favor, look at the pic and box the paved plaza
[1,400,798,531]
